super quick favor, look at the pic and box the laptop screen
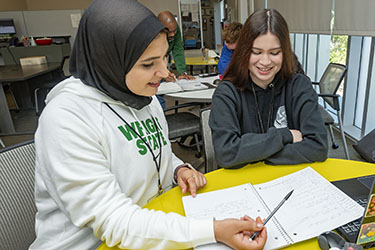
[356,177,375,247]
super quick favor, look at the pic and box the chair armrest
[317,93,340,98]
[318,93,340,111]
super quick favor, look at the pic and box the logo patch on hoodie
[274,106,288,128]
[117,117,167,155]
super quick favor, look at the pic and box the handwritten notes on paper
[255,168,364,243]
[182,167,365,250]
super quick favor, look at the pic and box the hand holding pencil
[164,72,177,82]
[250,189,294,240]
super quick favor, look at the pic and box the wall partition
[268,0,332,35]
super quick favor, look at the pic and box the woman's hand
[176,167,206,197]
[290,129,303,143]
[214,216,267,250]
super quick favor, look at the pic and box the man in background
[158,11,195,82]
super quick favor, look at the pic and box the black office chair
[164,102,202,156]
[34,55,70,115]
[312,63,349,159]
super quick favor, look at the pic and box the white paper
[191,13,199,22]
[183,184,290,250]
[176,79,208,91]
[181,4,190,12]
[196,75,219,87]
[190,4,198,12]
[157,79,208,95]
[70,14,81,28]
[182,11,189,17]
[157,82,183,95]
[182,167,365,250]
[255,167,365,244]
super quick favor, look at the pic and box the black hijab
[70,0,165,109]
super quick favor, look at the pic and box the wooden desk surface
[98,159,375,250]
[0,63,60,83]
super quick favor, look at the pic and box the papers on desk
[157,77,218,95]
[183,167,364,250]
[198,75,220,87]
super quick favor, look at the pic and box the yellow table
[184,57,218,75]
[98,158,375,250]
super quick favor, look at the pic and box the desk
[185,57,218,75]
[164,88,215,103]
[0,63,60,133]
[98,158,375,250]
[0,44,70,65]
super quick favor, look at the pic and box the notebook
[182,167,364,250]
[332,175,375,248]
[156,78,208,95]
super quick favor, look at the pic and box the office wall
[0,9,83,47]
[0,0,27,11]
[0,0,91,11]
[25,0,92,11]
[0,11,28,37]
[138,0,178,16]
[23,10,83,45]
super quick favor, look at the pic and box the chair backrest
[59,55,71,78]
[164,102,202,140]
[200,108,216,172]
[0,140,36,250]
[318,63,347,109]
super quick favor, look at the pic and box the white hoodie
[30,77,215,250]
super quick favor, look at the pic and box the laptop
[332,175,375,248]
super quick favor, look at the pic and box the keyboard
[340,198,368,235]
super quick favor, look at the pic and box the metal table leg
[0,82,16,133]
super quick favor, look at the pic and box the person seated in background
[29,0,267,249]
[217,22,243,76]
[209,9,328,169]
[158,11,195,82]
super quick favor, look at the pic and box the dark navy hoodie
[209,73,328,168]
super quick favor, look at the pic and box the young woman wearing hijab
[209,9,328,169]
[29,1,267,249]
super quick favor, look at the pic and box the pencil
[250,189,294,240]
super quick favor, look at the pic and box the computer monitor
[0,19,16,42]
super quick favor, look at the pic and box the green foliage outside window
[330,35,348,64]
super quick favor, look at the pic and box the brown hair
[222,22,243,44]
[223,9,296,90]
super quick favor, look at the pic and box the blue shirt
[217,44,233,75]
